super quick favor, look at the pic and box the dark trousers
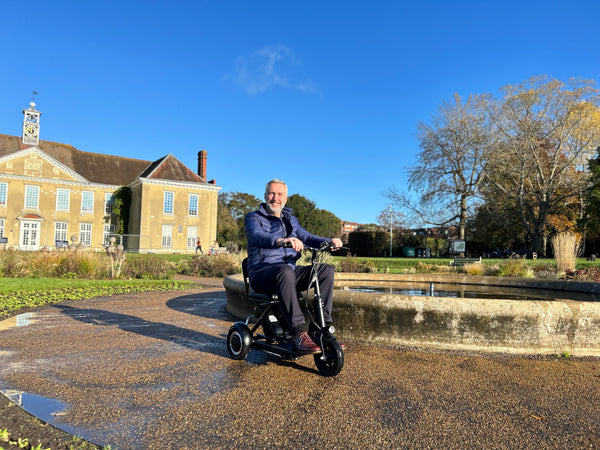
[250,264,335,332]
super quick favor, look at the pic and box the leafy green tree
[583,147,600,237]
[216,196,239,245]
[217,191,261,247]
[286,194,341,238]
[112,186,132,234]
[348,230,388,257]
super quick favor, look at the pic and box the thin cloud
[228,45,319,95]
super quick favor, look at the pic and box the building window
[162,225,173,248]
[0,183,7,207]
[81,191,94,214]
[24,185,39,209]
[104,193,115,215]
[187,226,197,248]
[79,223,92,247]
[188,194,198,216]
[56,188,70,212]
[0,218,4,237]
[103,224,116,246]
[55,222,68,242]
[163,191,174,215]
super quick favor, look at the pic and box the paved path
[1,281,599,449]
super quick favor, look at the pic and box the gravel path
[1,283,599,449]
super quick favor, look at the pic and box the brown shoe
[293,332,321,354]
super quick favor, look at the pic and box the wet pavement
[1,280,600,449]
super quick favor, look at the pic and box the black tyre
[314,339,344,376]
[227,322,252,360]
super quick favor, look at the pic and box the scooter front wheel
[227,322,252,360]
[314,339,344,376]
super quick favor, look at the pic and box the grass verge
[0,278,197,320]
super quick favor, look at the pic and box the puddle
[1,389,104,446]
[2,389,67,423]
[0,313,36,331]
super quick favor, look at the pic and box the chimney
[197,150,207,180]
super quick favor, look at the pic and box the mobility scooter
[226,241,344,376]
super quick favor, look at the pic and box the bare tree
[388,93,491,239]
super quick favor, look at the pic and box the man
[244,179,343,354]
[195,237,203,254]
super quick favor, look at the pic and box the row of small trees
[388,75,600,257]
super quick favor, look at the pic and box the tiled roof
[0,134,205,186]
[140,153,205,183]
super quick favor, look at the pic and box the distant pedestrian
[195,238,204,254]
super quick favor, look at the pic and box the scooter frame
[227,242,344,376]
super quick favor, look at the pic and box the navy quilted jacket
[244,203,329,280]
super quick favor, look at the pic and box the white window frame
[55,222,68,242]
[104,192,115,215]
[81,191,94,214]
[24,185,40,210]
[79,223,92,247]
[162,224,173,248]
[56,188,70,212]
[163,191,174,215]
[0,218,5,238]
[0,182,7,207]
[103,224,115,246]
[188,194,198,217]
[187,226,197,248]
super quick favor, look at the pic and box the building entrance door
[20,220,40,250]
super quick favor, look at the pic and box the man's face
[265,183,287,215]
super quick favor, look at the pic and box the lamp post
[389,204,393,257]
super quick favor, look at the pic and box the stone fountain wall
[223,273,600,356]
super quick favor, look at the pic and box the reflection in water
[1,389,103,446]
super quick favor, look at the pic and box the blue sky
[1,0,599,225]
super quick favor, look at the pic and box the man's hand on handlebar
[279,237,304,251]
[279,237,344,252]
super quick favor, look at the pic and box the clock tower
[22,102,41,146]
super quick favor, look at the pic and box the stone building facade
[0,103,220,252]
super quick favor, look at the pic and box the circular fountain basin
[223,272,600,356]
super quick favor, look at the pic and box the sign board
[0,237,7,244]
[449,240,466,254]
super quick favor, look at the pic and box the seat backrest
[241,258,251,297]
[241,257,277,304]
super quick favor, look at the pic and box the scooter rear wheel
[227,322,252,360]
[314,339,344,376]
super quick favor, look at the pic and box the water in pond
[337,282,600,301]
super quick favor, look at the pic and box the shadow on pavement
[53,300,230,358]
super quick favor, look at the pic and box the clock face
[24,125,38,137]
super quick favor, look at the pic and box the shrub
[561,267,600,282]
[497,259,534,278]
[462,263,485,276]
[56,251,107,278]
[0,250,25,277]
[179,254,241,277]
[536,269,558,279]
[337,257,376,273]
[551,231,580,274]
[23,251,64,277]
[122,256,174,279]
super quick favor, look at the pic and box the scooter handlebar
[282,240,347,252]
